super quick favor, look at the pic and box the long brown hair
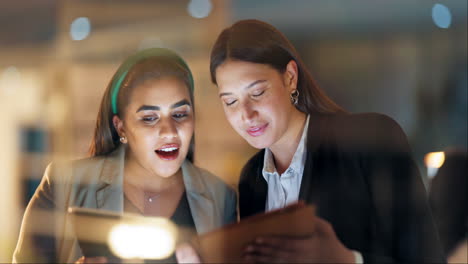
[210,19,344,114]
[88,48,195,161]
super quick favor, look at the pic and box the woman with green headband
[13,48,237,263]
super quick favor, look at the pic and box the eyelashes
[142,116,158,123]
[141,111,190,124]
[225,99,237,106]
[172,112,188,119]
[224,89,266,107]
[252,90,265,97]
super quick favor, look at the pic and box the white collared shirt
[262,115,309,212]
[261,115,363,264]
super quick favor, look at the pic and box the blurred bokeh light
[0,0,466,261]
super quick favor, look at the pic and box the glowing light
[187,0,212,19]
[432,4,452,29]
[109,220,177,259]
[0,66,22,96]
[425,151,445,178]
[46,94,68,128]
[70,17,91,41]
[425,152,445,169]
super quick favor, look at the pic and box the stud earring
[119,136,127,143]
[290,89,299,105]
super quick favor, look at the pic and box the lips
[246,123,268,137]
[155,144,179,161]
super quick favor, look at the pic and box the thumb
[175,242,201,264]
[313,216,335,237]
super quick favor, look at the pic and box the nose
[240,100,257,123]
[158,117,178,139]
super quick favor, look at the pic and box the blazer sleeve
[357,114,444,263]
[13,163,60,263]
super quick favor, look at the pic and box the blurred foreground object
[69,207,178,261]
[192,202,315,263]
[425,151,446,178]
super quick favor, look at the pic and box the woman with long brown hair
[208,19,443,263]
[13,48,236,263]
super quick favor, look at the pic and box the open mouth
[247,123,268,137]
[155,145,179,161]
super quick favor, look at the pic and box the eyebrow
[219,80,267,98]
[135,99,191,113]
[171,99,191,109]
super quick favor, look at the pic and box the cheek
[178,121,194,143]
[224,109,242,129]
[265,92,289,117]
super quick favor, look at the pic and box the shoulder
[32,155,110,205]
[44,154,110,186]
[327,112,403,133]
[323,112,410,152]
[183,161,236,196]
[52,154,107,174]
[198,165,232,189]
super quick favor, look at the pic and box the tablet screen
[68,207,178,261]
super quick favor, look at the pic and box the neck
[123,154,182,193]
[270,111,307,174]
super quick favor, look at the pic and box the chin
[153,164,181,178]
[246,138,271,150]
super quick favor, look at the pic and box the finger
[244,244,294,262]
[245,244,276,255]
[256,235,312,252]
[255,235,286,249]
[75,256,85,264]
[82,257,107,263]
[175,242,201,264]
[244,253,287,264]
[313,216,335,236]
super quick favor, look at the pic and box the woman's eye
[173,112,188,119]
[252,90,265,97]
[225,99,237,106]
[142,116,158,123]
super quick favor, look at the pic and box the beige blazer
[13,146,237,263]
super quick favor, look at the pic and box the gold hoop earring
[290,89,299,105]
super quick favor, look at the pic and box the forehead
[129,77,191,106]
[216,60,280,91]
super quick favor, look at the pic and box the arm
[13,164,59,263]
[359,114,444,263]
[429,150,467,258]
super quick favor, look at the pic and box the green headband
[110,48,194,115]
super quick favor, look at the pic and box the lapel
[61,146,126,263]
[299,112,329,203]
[95,146,125,212]
[181,160,217,234]
[252,151,268,215]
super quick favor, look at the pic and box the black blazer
[429,150,467,258]
[239,112,444,263]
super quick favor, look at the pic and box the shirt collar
[262,115,310,176]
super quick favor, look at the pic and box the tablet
[192,202,316,263]
[68,207,179,261]
[68,207,123,260]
